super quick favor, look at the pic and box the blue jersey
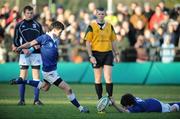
[127,97,162,112]
[36,33,59,72]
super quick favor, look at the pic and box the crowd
[0,1,180,63]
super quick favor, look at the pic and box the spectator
[69,48,83,63]
[134,35,148,62]
[0,26,6,64]
[160,34,175,63]
[143,2,154,21]
[130,6,147,29]
[158,0,170,13]
[88,2,96,20]
[149,5,165,31]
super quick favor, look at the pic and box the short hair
[49,21,64,31]
[23,5,33,13]
[120,93,136,107]
[97,7,105,11]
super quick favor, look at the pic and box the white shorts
[42,70,60,84]
[160,101,171,112]
[19,54,42,66]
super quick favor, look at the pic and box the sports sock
[168,102,180,111]
[15,79,40,88]
[33,79,40,102]
[19,84,25,102]
[67,93,81,109]
[106,83,113,97]
[25,80,40,87]
[95,83,103,99]
[34,87,40,102]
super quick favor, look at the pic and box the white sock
[37,81,43,89]
[78,106,83,111]
[33,79,40,81]
[67,93,75,101]
[173,104,179,111]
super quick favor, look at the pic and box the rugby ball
[96,96,109,111]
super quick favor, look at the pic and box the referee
[12,5,44,105]
[84,7,120,101]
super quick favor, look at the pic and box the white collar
[46,32,57,42]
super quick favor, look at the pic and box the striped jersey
[13,19,43,53]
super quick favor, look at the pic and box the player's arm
[112,103,130,113]
[86,40,93,58]
[112,41,120,62]
[17,40,38,52]
[12,24,20,52]
[110,98,130,113]
[112,41,119,56]
[85,25,97,65]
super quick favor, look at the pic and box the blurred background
[0,0,180,63]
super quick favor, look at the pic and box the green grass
[0,83,180,119]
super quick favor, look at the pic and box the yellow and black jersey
[84,21,117,52]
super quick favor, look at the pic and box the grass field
[0,83,180,119]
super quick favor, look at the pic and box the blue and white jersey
[36,32,59,72]
[127,97,162,112]
[13,19,44,53]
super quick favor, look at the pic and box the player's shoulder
[32,20,42,27]
[15,20,25,28]
[39,34,49,38]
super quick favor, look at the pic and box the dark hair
[120,93,136,107]
[97,7,105,11]
[49,21,64,31]
[23,5,33,13]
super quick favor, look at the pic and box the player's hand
[90,56,97,66]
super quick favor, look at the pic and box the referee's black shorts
[92,51,114,68]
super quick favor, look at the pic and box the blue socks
[19,84,25,102]
[17,79,40,102]
[34,87,40,102]
[67,93,80,108]
[15,79,40,88]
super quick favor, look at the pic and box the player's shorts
[92,51,114,68]
[42,70,60,84]
[19,54,42,66]
[160,101,171,112]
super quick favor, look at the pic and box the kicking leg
[10,77,50,92]
[53,78,89,113]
